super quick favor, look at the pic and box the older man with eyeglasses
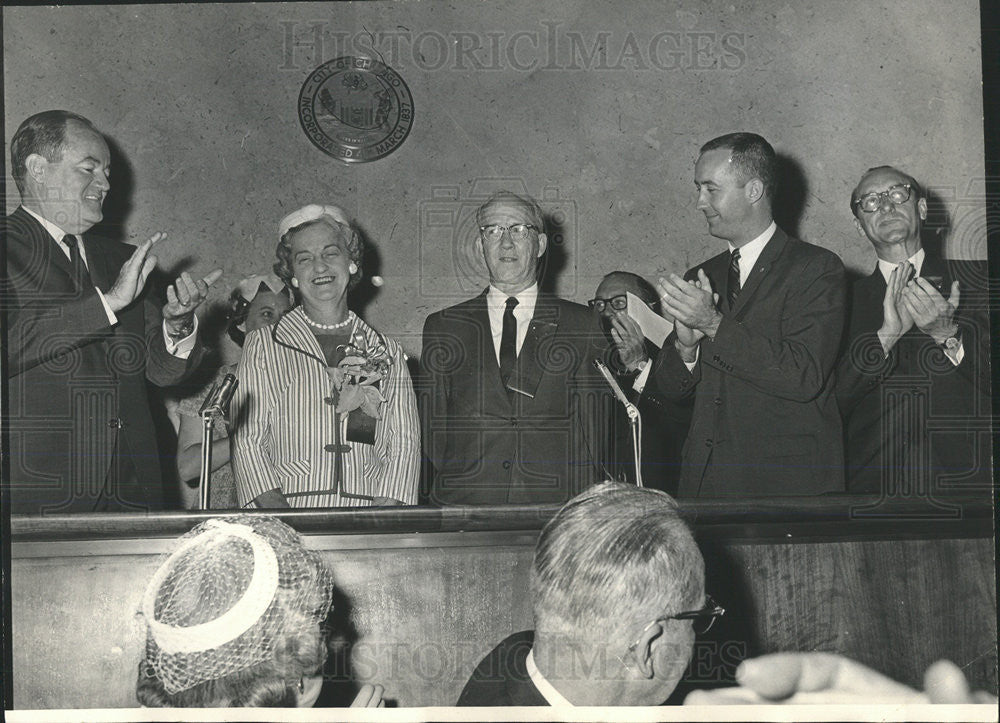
[589,272,693,494]
[458,481,997,708]
[457,481,718,706]
[835,165,992,498]
[421,190,610,505]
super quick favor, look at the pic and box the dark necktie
[499,296,518,387]
[727,248,741,309]
[63,234,94,288]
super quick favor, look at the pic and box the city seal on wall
[298,56,414,163]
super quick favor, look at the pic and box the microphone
[199,373,239,416]
[593,359,631,408]
[593,359,643,488]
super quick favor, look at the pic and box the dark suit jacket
[835,256,992,495]
[421,290,611,505]
[646,227,846,497]
[457,630,547,706]
[3,207,201,513]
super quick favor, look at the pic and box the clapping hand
[658,271,719,361]
[657,270,721,334]
[877,262,915,355]
[162,268,224,338]
[902,277,960,345]
[105,232,163,313]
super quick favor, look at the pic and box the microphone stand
[197,373,238,510]
[593,359,643,488]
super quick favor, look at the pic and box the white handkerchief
[626,291,672,347]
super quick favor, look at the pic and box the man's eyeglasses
[853,184,913,213]
[480,223,537,242]
[588,295,629,313]
[620,595,725,669]
[631,595,725,643]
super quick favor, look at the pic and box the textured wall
[3,1,986,363]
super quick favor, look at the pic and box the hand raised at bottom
[350,683,386,707]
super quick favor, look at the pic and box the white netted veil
[139,515,334,694]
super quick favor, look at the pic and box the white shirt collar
[21,205,73,244]
[486,282,538,314]
[526,647,574,707]
[877,247,925,284]
[727,221,777,285]
[485,283,539,362]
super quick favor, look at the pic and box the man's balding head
[596,271,659,308]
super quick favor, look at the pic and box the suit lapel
[918,252,950,287]
[730,227,789,316]
[508,297,559,400]
[699,252,731,313]
[13,207,80,291]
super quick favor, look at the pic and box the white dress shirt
[526,648,573,707]
[486,283,539,365]
[877,246,925,284]
[20,205,196,358]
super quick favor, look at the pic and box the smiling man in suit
[835,165,991,498]
[647,133,846,497]
[421,190,608,505]
[3,110,219,513]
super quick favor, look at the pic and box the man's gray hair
[475,190,545,232]
[531,482,704,641]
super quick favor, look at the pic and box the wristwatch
[939,332,961,352]
[167,319,195,340]
[624,358,649,381]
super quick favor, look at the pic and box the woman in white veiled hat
[230,204,420,508]
[172,274,292,509]
[136,515,385,707]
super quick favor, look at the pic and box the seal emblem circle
[298,56,414,163]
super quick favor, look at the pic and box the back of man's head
[699,132,777,200]
[10,110,98,196]
[531,481,703,645]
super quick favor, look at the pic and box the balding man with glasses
[835,166,991,499]
[589,271,692,494]
[421,190,609,505]
[459,481,997,707]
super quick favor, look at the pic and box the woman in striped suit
[231,204,420,508]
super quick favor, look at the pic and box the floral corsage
[326,343,392,417]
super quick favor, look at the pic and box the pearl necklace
[303,310,354,330]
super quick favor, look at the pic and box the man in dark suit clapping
[3,110,220,513]
[648,133,846,497]
[835,165,991,500]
